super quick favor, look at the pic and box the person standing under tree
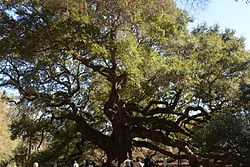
[144,155,152,167]
[73,161,79,167]
[133,157,143,167]
[33,162,39,167]
[144,151,156,167]
[53,162,57,167]
[124,157,133,167]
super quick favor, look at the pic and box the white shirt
[73,162,79,167]
[124,159,133,167]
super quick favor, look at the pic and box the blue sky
[188,0,250,49]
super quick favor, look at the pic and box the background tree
[0,95,17,165]
[0,0,249,165]
[10,103,106,166]
[192,82,250,167]
[193,111,250,166]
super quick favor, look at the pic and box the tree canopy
[0,0,249,166]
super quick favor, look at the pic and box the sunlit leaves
[0,96,17,164]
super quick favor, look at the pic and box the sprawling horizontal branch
[131,125,187,149]
[129,116,190,136]
[176,106,210,125]
[133,140,187,159]
[54,113,112,152]
[141,90,182,116]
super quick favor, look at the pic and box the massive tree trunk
[111,109,132,163]
[67,106,132,165]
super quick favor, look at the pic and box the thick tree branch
[133,140,187,159]
[54,113,112,152]
[176,106,210,125]
[129,117,189,136]
[131,125,188,148]
[170,90,182,111]
[73,55,111,79]
[142,100,169,113]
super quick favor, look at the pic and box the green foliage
[193,111,250,166]
[192,82,250,166]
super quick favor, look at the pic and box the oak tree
[0,0,249,165]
